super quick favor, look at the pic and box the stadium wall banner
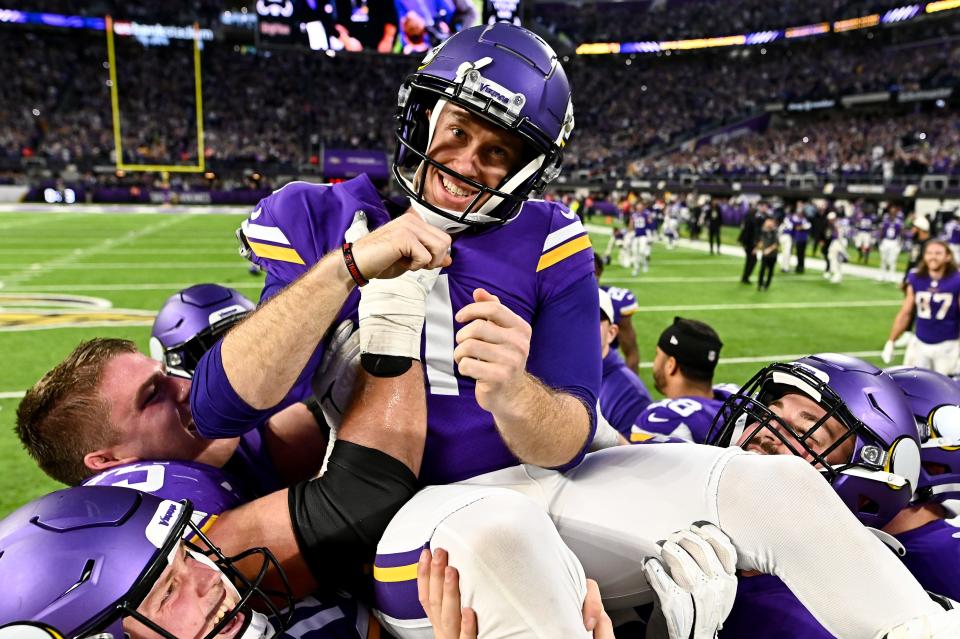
[898,87,954,103]
[23,186,272,206]
[0,185,29,203]
[322,149,390,180]
[841,91,891,106]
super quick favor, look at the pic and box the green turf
[0,211,907,515]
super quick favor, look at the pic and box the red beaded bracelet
[341,242,369,287]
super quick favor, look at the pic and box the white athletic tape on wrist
[359,268,440,359]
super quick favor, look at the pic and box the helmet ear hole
[888,436,922,491]
[856,495,880,517]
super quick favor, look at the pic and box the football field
[0,209,907,516]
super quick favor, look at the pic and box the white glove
[310,319,361,430]
[881,340,895,365]
[642,522,739,639]
[359,267,440,359]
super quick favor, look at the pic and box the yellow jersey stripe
[536,234,592,272]
[630,431,655,442]
[248,241,305,265]
[373,562,419,583]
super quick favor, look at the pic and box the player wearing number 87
[630,318,732,444]
[883,240,960,375]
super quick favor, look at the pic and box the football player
[886,366,960,602]
[597,288,651,438]
[787,205,811,274]
[879,205,906,283]
[706,354,955,639]
[854,207,876,265]
[19,23,960,639]
[594,254,641,372]
[882,239,960,374]
[629,204,653,275]
[631,317,733,444]
[208,24,960,639]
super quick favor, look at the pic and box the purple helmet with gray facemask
[886,366,960,505]
[0,486,292,639]
[394,22,575,232]
[707,353,921,529]
[150,284,255,378]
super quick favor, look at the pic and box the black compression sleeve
[287,440,418,594]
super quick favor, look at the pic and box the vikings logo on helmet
[0,486,292,639]
[886,366,960,505]
[707,353,922,529]
[150,284,255,379]
[394,22,575,232]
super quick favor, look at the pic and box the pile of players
[6,24,960,639]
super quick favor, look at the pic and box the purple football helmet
[150,284,255,378]
[707,353,921,528]
[394,22,575,231]
[887,366,960,504]
[0,486,292,639]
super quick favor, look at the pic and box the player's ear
[84,448,139,473]
[667,355,679,377]
[606,323,619,346]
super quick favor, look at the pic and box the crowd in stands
[534,0,917,45]
[1,7,959,185]
[630,109,960,180]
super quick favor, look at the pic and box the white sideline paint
[0,204,251,216]
[0,391,25,400]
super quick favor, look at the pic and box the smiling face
[923,241,951,275]
[125,543,244,639]
[92,352,237,470]
[421,103,526,213]
[736,392,856,466]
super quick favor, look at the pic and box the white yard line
[0,391,25,400]
[624,299,902,312]
[638,349,900,368]
[0,216,191,288]
[0,262,245,270]
[0,282,265,292]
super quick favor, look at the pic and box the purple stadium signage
[323,149,390,180]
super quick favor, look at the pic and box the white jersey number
[916,291,954,321]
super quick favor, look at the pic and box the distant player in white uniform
[879,208,904,283]
[778,215,793,273]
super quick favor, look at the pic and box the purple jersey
[906,270,960,344]
[632,385,734,444]
[945,220,960,245]
[789,214,810,243]
[720,574,831,639]
[631,210,652,237]
[882,220,903,241]
[856,214,875,233]
[897,517,960,601]
[599,349,652,436]
[601,286,638,325]
[210,175,600,485]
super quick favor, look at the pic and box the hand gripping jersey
[214,176,600,485]
[598,349,652,436]
[83,460,373,639]
[632,385,736,444]
[906,270,960,345]
[896,517,960,602]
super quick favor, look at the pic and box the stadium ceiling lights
[575,2,948,56]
